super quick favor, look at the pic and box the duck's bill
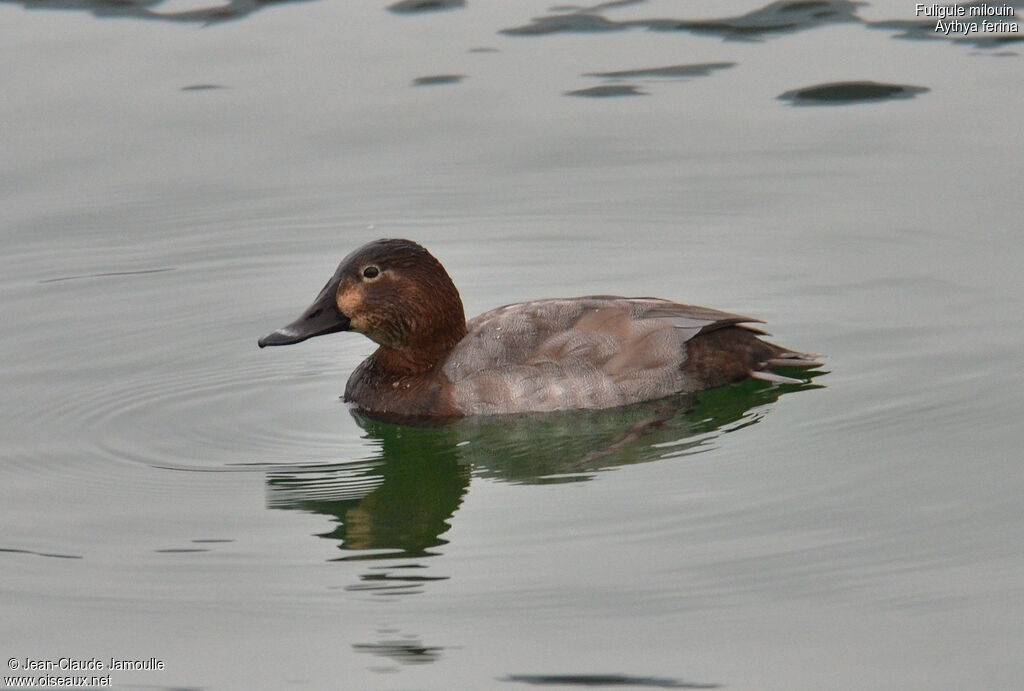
[258,282,350,348]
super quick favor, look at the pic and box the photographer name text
[11,657,163,672]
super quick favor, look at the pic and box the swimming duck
[259,239,821,419]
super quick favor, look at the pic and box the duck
[258,238,822,420]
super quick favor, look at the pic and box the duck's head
[258,239,467,369]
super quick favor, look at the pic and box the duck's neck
[371,322,467,377]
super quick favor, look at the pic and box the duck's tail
[749,345,825,385]
[682,326,824,389]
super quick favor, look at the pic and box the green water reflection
[266,377,823,571]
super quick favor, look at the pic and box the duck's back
[441,296,776,416]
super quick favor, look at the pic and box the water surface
[2,1,1022,689]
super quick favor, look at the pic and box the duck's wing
[453,296,768,370]
[462,296,763,343]
[446,297,766,414]
[626,297,768,340]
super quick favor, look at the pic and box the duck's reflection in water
[268,378,820,670]
[266,377,823,591]
[266,422,470,594]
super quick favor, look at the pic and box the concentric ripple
[77,355,369,471]
[3,301,372,475]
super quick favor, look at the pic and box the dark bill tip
[257,327,304,348]
[258,263,355,350]
[257,310,351,348]
[257,279,352,350]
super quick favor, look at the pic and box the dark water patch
[585,62,735,80]
[0,547,83,560]
[645,0,861,41]
[413,74,465,86]
[966,34,1024,48]
[581,0,647,8]
[504,0,1018,49]
[1,0,319,24]
[344,567,450,595]
[155,548,211,553]
[180,84,227,91]
[779,80,930,104]
[38,267,175,284]
[388,0,464,13]
[502,674,720,688]
[566,84,646,97]
[502,0,861,41]
[469,46,501,52]
[502,11,623,35]
[353,636,443,664]
[191,538,234,543]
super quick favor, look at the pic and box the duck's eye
[362,265,380,280]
